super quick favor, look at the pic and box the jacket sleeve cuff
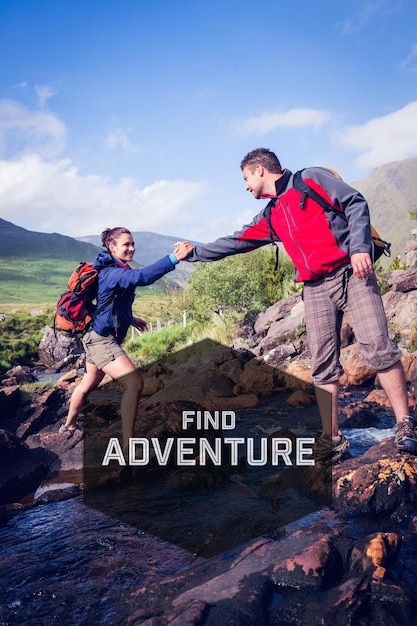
[169,253,179,265]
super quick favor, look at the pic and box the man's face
[242,165,264,199]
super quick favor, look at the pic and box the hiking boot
[314,431,350,466]
[395,416,417,454]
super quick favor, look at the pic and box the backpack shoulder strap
[292,170,335,212]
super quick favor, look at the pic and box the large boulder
[333,437,417,517]
[37,325,85,367]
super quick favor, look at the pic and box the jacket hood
[93,250,117,270]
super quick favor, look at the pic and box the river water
[0,497,199,625]
[0,390,400,625]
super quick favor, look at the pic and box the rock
[0,429,51,505]
[271,534,343,590]
[57,369,78,383]
[333,438,417,517]
[388,268,417,292]
[236,359,277,394]
[340,320,354,348]
[256,309,305,356]
[0,385,21,421]
[281,359,313,384]
[254,294,302,335]
[383,290,417,340]
[339,407,381,428]
[348,532,400,579]
[261,342,298,366]
[142,376,164,396]
[15,387,68,440]
[2,365,36,385]
[286,389,314,406]
[340,343,376,386]
[38,325,85,366]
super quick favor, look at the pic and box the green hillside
[0,220,175,304]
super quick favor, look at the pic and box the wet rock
[339,407,381,428]
[0,429,52,505]
[333,438,417,517]
[348,532,400,579]
[271,534,343,590]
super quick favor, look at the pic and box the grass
[0,258,171,305]
[0,310,52,372]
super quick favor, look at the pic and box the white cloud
[340,0,399,35]
[335,101,417,170]
[399,44,417,72]
[0,98,209,238]
[0,153,207,237]
[105,127,140,153]
[233,108,331,137]
[35,84,55,108]
[0,99,66,158]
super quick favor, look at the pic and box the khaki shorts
[82,330,125,369]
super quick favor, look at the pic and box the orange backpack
[55,262,98,333]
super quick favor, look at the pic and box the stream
[0,390,401,625]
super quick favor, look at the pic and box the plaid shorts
[303,264,402,385]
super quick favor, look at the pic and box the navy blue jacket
[91,251,176,343]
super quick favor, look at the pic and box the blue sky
[0,0,416,243]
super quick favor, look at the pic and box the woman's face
[109,233,135,262]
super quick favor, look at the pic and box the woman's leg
[63,362,106,429]
[102,355,143,449]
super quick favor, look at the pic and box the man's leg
[315,381,340,437]
[303,277,344,437]
[377,361,409,423]
[345,271,417,453]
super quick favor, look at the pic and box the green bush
[185,246,301,324]
[0,312,51,373]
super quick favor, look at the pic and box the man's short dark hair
[240,148,283,174]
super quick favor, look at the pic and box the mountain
[0,220,182,304]
[0,218,101,261]
[351,158,417,257]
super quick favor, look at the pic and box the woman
[59,226,193,448]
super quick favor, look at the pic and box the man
[184,147,417,462]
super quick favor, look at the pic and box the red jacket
[188,167,372,282]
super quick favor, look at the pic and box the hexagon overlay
[83,338,332,558]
